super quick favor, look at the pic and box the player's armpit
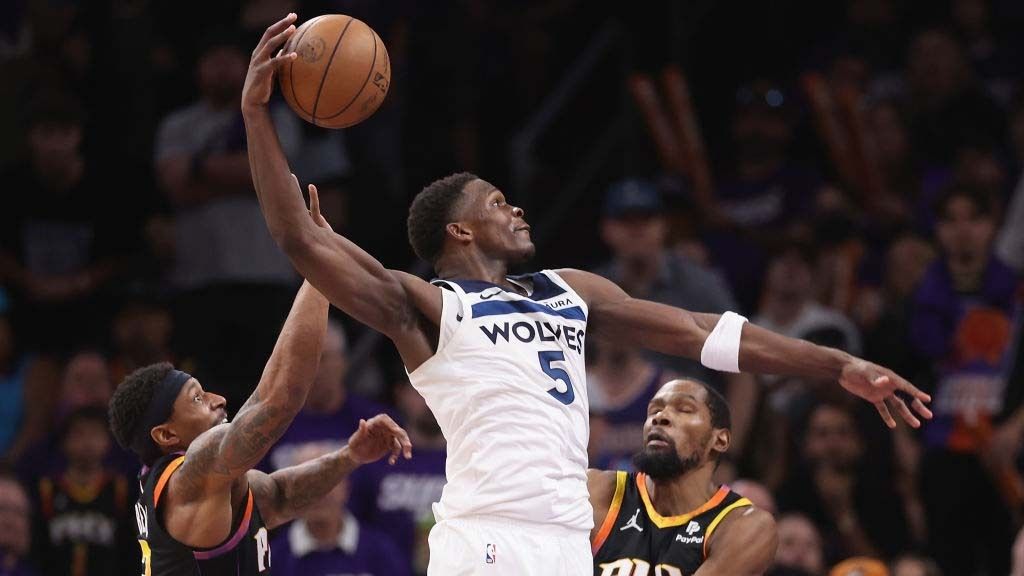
[694,507,777,576]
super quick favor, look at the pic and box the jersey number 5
[538,351,574,405]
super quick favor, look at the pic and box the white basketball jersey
[407,270,592,532]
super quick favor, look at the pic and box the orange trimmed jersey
[134,453,271,575]
[592,472,752,576]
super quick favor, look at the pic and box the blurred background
[0,0,1022,575]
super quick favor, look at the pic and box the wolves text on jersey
[478,320,585,353]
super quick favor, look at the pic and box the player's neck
[436,251,513,290]
[645,466,719,517]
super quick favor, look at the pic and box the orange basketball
[278,15,390,129]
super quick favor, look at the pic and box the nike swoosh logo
[479,289,502,300]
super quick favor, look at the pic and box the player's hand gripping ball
[278,15,391,129]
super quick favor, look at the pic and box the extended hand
[347,415,413,465]
[241,13,298,110]
[839,359,932,428]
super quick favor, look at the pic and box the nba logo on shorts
[485,543,496,564]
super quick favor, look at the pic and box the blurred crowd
[0,0,1022,575]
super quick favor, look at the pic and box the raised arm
[694,508,777,576]
[238,14,439,368]
[173,281,329,497]
[248,414,412,528]
[558,269,932,428]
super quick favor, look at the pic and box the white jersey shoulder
[408,269,592,532]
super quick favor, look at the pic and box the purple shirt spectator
[910,256,1022,451]
[348,447,447,574]
[271,513,410,576]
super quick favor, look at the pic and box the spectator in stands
[30,407,135,576]
[911,185,1021,575]
[0,471,36,576]
[904,28,1005,168]
[593,178,759,458]
[19,350,133,480]
[703,80,821,310]
[756,242,861,359]
[0,302,60,464]
[730,478,777,515]
[265,319,393,471]
[348,379,446,576]
[54,350,111,422]
[772,513,825,576]
[0,93,128,351]
[271,446,410,576]
[107,288,176,385]
[153,30,296,410]
[777,399,910,563]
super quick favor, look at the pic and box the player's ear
[446,222,473,243]
[711,428,730,458]
[151,423,179,450]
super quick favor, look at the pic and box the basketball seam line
[311,16,356,124]
[286,15,323,118]
[317,27,378,121]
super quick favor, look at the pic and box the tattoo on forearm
[275,451,357,515]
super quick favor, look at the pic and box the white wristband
[700,311,748,373]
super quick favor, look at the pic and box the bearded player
[109,279,412,575]
[590,379,775,575]
[242,14,931,575]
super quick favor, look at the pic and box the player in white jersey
[239,14,932,575]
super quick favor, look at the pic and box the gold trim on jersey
[702,497,753,558]
[636,473,731,528]
[592,471,628,554]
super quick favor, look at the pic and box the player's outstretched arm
[239,14,439,366]
[558,269,932,429]
[172,281,329,499]
[693,508,777,576]
[248,415,412,528]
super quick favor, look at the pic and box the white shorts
[427,516,591,576]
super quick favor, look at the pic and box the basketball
[278,15,390,129]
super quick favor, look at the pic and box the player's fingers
[388,437,403,465]
[889,396,920,428]
[270,50,298,68]
[897,377,932,404]
[255,13,297,56]
[308,184,321,216]
[875,401,896,429]
[910,397,933,420]
[395,426,413,459]
[259,24,296,60]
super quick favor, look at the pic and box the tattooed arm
[160,281,328,546]
[248,414,413,528]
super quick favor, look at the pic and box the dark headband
[129,369,192,454]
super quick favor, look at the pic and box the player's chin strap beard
[129,370,192,456]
